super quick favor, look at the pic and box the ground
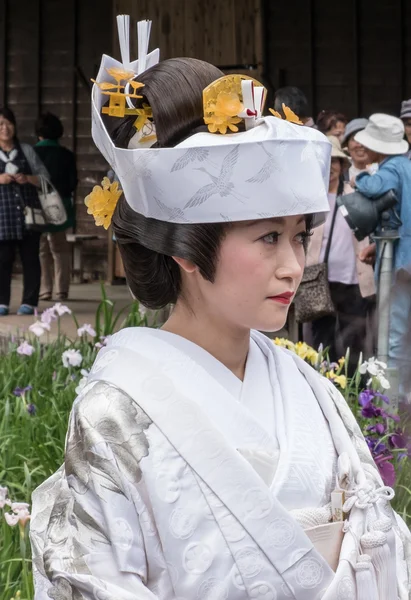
[0,277,134,341]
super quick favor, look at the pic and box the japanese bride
[30,15,411,600]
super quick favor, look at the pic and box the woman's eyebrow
[246,216,305,228]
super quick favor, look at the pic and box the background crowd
[274,87,411,383]
[0,92,410,387]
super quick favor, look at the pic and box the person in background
[400,99,411,159]
[34,113,77,301]
[273,86,314,126]
[316,109,348,141]
[0,107,49,316]
[354,114,411,390]
[307,136,375,372]
[341,118,369,180]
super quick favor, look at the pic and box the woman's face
[364,148,383,164]
[188,215,308,333]
[328,120,346,141]
[329,157,342,187]
[0,116,15,145]
[347,136,368,165]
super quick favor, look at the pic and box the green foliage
[0,289,149,599]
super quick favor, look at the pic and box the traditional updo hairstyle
[109,58,232,309]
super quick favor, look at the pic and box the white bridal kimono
[30,328,411,600]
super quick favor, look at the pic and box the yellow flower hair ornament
[85,177,122,230]
[269,103,303,125]
[203,74,266,135]
[204,92,244,135]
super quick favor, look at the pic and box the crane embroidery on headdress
[184,146,241,209]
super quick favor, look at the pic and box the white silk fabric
[30,328,411,599]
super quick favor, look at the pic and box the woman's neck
[162,303,250,380]
[0,140,14,152]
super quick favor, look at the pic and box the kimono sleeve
[30,382,159,600]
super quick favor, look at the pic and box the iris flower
[374,453,396,487]
[13,385,32,397]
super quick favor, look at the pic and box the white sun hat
[354,113,409,156]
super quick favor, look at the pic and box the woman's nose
[275,246,304,281]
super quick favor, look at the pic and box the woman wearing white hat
[354,114,411,386]
[30,18,411,600]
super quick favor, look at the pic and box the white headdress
[89,15,331,228]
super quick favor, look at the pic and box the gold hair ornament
[92,67,144,118]
[203,74,267,134]
[85,176,122,230]
[269,103,303,125]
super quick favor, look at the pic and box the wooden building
[0,0,410,279]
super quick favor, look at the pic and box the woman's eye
[262,232,279,244]
[296,231,313,245]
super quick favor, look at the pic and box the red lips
[268,291,294,305]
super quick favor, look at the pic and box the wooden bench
[66,234,100,283]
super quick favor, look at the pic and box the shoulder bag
[24,176,67,232]
[294,199,339,323]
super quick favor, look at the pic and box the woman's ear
[172,256,197,274]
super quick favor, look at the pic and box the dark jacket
[34,139,77,232]
[0,142,48,240]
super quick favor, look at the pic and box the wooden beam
[308,0,316,116]
[253,0,264,78]
[400,0,406,102]
[35,0,42,117]
[0,0,8,106]
[353,0,361,115]
[72,0,79,156]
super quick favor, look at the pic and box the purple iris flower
[389,429,411,455]
[389,429,407,449]
[13,385,32,397]
[374,453,396,487]
[365,435,387,454]
[361,403,381,418]
[365,436,377,452]
[27,403,36,415]
[361,403,399,421]
[367,423,386,435]
[375,393,390,404]
[359,390,375,407]
[375,442,387,453]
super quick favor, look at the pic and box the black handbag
[294,200,339,323]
